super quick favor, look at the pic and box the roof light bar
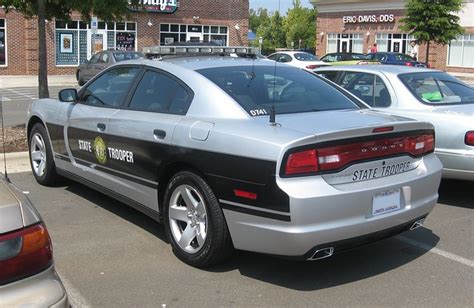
[143,46,258,57]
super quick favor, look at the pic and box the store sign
[343,14,394,24]
[116,32,136,51]
[128,0,178,13]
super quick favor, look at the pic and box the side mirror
[59,88,78,103]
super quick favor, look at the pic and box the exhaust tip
[307,247,334,261]
[410,218,425,231]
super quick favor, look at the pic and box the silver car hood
[256,109,411,135]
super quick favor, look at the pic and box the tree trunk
[425,41,430,66]
[37,0,49,98]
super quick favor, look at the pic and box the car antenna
[269,0,281,126]
[0,92,10,182]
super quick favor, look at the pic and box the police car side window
[129,70,192,115]
[80,66,140,108]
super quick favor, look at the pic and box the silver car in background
[315,66,474,181]
[0,177,68,307]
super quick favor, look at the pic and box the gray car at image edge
[0,177,68,307]
[27,51,443,267]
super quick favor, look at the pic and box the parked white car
[268,51,330,71]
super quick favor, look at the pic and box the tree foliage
[255,11,286,54]
[283,0,316,50]
[400,0,464,63]
[0,0,140,22]
[251,0,316,55]
[0,0,140,98]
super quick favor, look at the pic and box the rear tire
[163,171,233,267]
[29,123,59,186]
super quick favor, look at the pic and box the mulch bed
[0,125,28,153]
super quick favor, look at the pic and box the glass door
[391,39,403,53]
[87,30,107,59]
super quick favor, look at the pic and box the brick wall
[316,10,474,73]
[0,0,249,75]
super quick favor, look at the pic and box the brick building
[310,0,474,74]
[0,0,249,75]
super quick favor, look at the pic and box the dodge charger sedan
[27,46,442,267]
[315,65,474,181]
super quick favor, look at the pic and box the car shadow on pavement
[64,182,169,244]
[438,179,473,209]
[62,179,440,291]
[207,228,440,291]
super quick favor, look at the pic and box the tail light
[465,131,474,146]
[306,64,319,69]
[405,62,413,66]
[0,223,53,285]
[285,149,318,175]
[282,132,435,177]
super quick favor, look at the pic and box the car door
[107,68,194,211]
[83,53,101,80]
[92,52,110,75]
[63,65,142,188]
[338,71,394,108]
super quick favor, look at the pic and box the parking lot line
[4,88,37,99]
[397,235,474,268]
[59,274,92,308]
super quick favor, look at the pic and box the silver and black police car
[27,46,442,267]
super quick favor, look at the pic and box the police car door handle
[153,129,166,140]
[97,123,106,132]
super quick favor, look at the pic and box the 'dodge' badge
[93,136,107,165]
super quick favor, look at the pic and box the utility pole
[37,0,49,98]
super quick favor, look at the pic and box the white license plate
[372,189,401,216]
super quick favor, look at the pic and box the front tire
[163,171,233,267]
[29,123,59,186]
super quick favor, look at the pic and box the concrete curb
[0,151,31,174]
[0,76,77,88]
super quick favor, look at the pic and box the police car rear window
[197,66,361,116]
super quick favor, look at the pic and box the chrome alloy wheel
[168,184,208,253]
[30,133,47,177]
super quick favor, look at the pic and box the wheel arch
[157,161,212,216]
[27,115,46,139]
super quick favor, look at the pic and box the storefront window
[326,33,363,54]
[55,20,137,66]
[448,34,474,68]
[0,19,6,66]
[376,33,415,54]
[160,23,229,46]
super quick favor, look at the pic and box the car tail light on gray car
[282,132,435,177]
[465,131,474,146]
[0,223,53,285]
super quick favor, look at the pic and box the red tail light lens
[283,133,435,177]
[306,65,318,69]
[0,223,53,285]
[285,149,319,175]
[405,62,413,66]
[466,131,474,146]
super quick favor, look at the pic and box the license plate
[372,189,401,216]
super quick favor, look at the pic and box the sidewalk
[0,75,77,88]
[0,151,31,174]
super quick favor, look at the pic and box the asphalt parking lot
[8,172,473,307]
[1,86,77,127]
